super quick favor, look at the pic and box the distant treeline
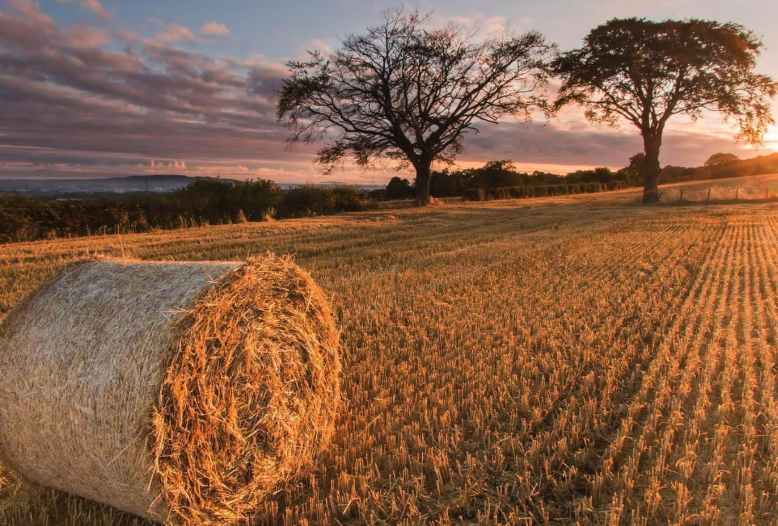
[3,160,642,243]
[371,152,778,202]
[0,179,371,243]
[661,152,778,183]
[2,152,774,244]
[373,158,643,200]
[463,181,627,202]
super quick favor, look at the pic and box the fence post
[707,188,711,203]
[735,188,739,201]
[679,189,684,202]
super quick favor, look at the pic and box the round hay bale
[0,256,341,524]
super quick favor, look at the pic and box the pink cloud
[63,23,110,49]
[79,0,110,23]
[200,22,229,37]
[154,23,197,43]
[7,0,55,27]
[0,1,291,179]
[0,0,771,183]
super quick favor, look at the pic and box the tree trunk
[414,161,433,206]
[641,134,662,204]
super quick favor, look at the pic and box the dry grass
[1,177,777,525]
[660,173,778,202]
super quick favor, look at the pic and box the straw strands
[0,256,341,525]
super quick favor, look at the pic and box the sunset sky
[0,0,776,183]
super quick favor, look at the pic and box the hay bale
[0,256,341,525]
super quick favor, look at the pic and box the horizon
[0,0,776,183]
[2,149,778,183]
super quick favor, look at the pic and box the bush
[279,185,370,217]
[459,181,618,205]
[367,188,386,200]
[279,186,336,217]
[226,180,283,222]
[330,186,371,212]
[463,188,486,201]
[607,181,628,191]
[488,187,509,200]
[0,178,366,244]
[384,177,415,200]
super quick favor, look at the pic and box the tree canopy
[704,153,741,167]
[553,18,777,203]
[277,10,554,205]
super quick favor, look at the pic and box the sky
[0,0,776,183]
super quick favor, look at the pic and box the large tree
[277,10,553,205]
[553,18,777,203]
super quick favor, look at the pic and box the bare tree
[277,10,553,205]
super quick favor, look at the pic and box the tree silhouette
[384,177,415,200]
[704,153,740,167]
[277,10,553,206]
[553,18,777,203]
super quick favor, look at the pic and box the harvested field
[1,178,778,525]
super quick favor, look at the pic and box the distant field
[2,177,778,525]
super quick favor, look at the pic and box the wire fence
[662,182,778,203]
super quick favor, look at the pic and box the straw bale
[0,256,341,524]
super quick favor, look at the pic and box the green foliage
[463,188,486,201]
[430,170,470,197]
[0,179,371,244]
[661,152,778,183]
[615,153,648,187]
[468,160,527,189]
[462,182,617,202]
[427,159,637,201]
[384,177,415,200]
[567,167,615,184]
[704,153,741,167]
[278,185,337,217]
[276,185,371,217]
[554,18,777,142]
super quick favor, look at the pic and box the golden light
[764,125,778,150]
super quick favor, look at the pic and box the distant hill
[0,175,385,195]
[0,175,200,195]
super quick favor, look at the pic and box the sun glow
[764,125,778,151]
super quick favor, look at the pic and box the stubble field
[1,180,778,525]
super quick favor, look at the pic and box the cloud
[305,38,333,54]
[460,119,752,169]
[0,0,769,182]
[63,23,110,48]
[79,0,111,23]
[0,2,296,179]
[6,0,54,28]
[154,22,197,43]
[200,21,229,37]
[433,12,513,37]
[47,0,111,23]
